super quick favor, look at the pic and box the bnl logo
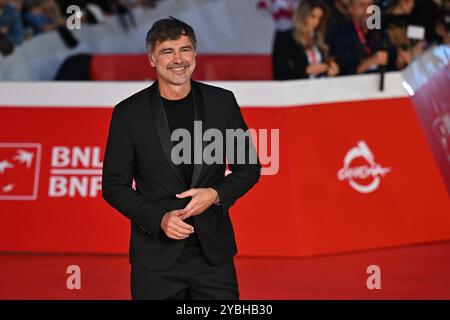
[0,143,42,200]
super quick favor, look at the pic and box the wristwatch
[214,193,221,206]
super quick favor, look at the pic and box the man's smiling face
[149,35,196,87]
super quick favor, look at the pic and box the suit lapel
[149,81,185,187]
[190,81,207,188]
[148,80,207,189]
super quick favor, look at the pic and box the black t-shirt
[161,91,194,185]
[161,91,200,246]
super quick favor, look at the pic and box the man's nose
[173,51,183,63]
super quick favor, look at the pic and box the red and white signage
[1,74,449,257]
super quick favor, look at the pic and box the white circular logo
[337,141,391,193]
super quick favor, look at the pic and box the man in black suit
[101,17,261,300]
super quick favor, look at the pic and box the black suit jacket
[102,80,261,270]
[272,29,328,80]
[272,30,312,80]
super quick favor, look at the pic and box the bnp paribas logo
[337,141,391,194]
[0,143,42,200]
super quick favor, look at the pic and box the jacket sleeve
[334,31,359,75]
[101,105,166,236]
[272,31,308,80]
[211,92,261,215]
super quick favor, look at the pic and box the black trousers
[131,244,239,300]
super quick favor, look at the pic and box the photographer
[333,0,398,75]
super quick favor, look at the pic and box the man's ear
[148,53,156,68]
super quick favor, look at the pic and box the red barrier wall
[1,95,449,256]
[89,54,273,81]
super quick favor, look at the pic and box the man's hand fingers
[169,221,194,235]
[176,189,196,199]
[183,198,198,215]
[181,214,191,220]
[172,217,194,232]
[167,230,189,240]
[171,208,188,216]
[168,209,188,220]
[181,209,197,220]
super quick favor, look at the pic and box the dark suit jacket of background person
[102,80,261,270]
[333,22,398,75]
[272,29,326,80]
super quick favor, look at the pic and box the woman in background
[273,0,339,80]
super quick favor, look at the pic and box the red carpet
[1,241,449,300]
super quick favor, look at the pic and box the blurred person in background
[23,0,65,35]
[324,0,351,54]
[56,0,138,30]
[257,0,300,31]
[0,0,24,55]
[384,0,427,70]
[435,0,450,44]
[273,0,339,79]
[409,0,440,43]
[333,0,397,75]
[134,0,159,8]
[81,0,136,28]
[22,0,78,47]
[258,0,303,77]
[56,0,114,25]
[9,0,22,10]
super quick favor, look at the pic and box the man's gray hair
[145,16,197,53]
